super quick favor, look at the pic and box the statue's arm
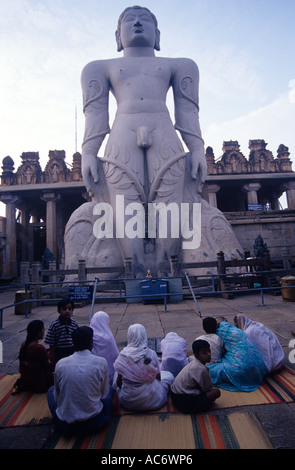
[172,58,207,191]
[81,61,110,195]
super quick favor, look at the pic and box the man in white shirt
[47,326,113,436]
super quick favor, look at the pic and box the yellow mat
[112,414,195,449]
[44,411,273,449]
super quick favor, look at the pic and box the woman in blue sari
[208,320,268,392]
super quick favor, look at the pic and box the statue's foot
[134,264,146,279]
[157,262,170,278]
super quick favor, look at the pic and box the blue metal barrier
[0,270,294,329]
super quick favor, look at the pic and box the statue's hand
[82,153,99,197]
[191,150,207,193]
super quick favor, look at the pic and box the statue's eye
[124,14,136,22]
[139,15,151,22]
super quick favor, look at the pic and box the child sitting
[195,317,224,364]
[170,339,220,413]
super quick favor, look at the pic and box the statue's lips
[133,27,144,33]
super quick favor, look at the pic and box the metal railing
[0,270,294,328]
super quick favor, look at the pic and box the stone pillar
[269,193,280,211]
[124,257,133,278]
[20,206,30,261]
[0,193,18,278]
[207,184,220,208]
[20,261,30,284]
[49,259,57,283]
[217,251,226,275]
[170,255,180,276]
[217,251,226,293]
[78,259,86,281]
[262,250,271,271]
[243,183,261,206]
[41,192,60,261]
[284,181,295,209]
[31,261,41,283]
[31,261,41,305]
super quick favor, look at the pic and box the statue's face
[120,7,156,49]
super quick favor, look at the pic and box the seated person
[47,326,113,437]
[13,320,54,394]
[208,320,268,392]
[234,314,285,373]
[170,339,220,413]
[160,332,189,377]
[113,324,174,411]
[195,317,224,364]
[90,310,119,383]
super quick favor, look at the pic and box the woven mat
[213,365,295,409]
[1,366,294,429]
[42,412,272,449]
[0,374,52,427]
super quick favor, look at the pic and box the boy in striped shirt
[45,299,78,364]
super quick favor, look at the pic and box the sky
[0,0,295,193]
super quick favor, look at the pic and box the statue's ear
[154,30,160,51]
[115,30,123,52]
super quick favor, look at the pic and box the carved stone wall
[206,139,293,175]
[1,156,15,185]
[1,150,83,187]
[43,150,71,183]
[16,152,42,185]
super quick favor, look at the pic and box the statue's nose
[134,19,142,27]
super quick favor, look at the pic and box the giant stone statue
[64,5,243,278]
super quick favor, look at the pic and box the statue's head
[116,5,160,52]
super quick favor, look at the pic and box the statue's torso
[106,56,177,115]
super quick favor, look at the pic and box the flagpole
[74,99,77,153]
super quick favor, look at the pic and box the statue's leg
[146,130,186,276]
[103,133,147,277]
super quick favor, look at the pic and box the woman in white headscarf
[160,332,189,376]
[90,311,119,382]
[234,314,285,373]
[113,324,174,411]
